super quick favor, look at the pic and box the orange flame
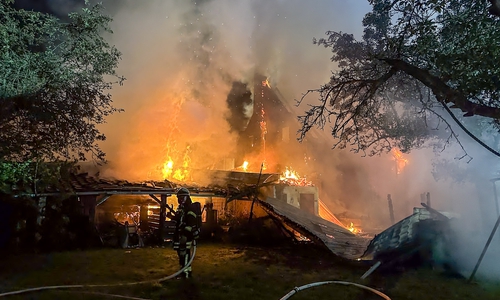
[348,222,362,234]
[258,105,268,171]
[391,148,408,175]
[162,146,191,181]
[242,161,249,172]
[160,94,193,181]
[162,158,174,178]
[260,107,267,152]
[279,167,312,186]
[262,78,271,88]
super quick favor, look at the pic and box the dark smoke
[225,81,253,133]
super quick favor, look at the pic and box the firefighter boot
[176,249,186,279]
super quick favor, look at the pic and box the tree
[0,0,124,163]
[0,1,123,251]
[298,0,500,156]
[490,0,500,16]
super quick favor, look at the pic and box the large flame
[162,158,174,178]
[160,96,192,182]
[391,148,408,175]
[161,146,191,181]
[279,167,312,186]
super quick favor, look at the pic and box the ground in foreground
[0,242,499,300]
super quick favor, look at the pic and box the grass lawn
[0,242,499,300]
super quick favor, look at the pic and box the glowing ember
[262,78,271,89]
[279,167,313,186]
[260,106,267,155]
[242,161,249,171]
[348,222,362,234]
[391,148,408,175]
[282,167,299,180]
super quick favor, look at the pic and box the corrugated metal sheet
[359,207,453,261]
[259,197,371,260]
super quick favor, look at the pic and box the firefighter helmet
[176,187,190,205]
[177,187,190,197]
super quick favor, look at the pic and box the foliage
[0,161,32,193]
[0,161,76,195]
[299,0,500,156]
[0,0,124,162]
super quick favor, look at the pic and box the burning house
[91,73,371,255]
[1,72,373,258]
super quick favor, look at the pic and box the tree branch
[441,103,500,158]
[383,58,500,119]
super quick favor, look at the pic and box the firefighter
[168,187,200,279]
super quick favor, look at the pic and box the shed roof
[359,207,454,261]
[259,197,371,260]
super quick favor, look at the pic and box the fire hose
[0,243,392,300]
[0,242,197,299]
[279,280,391,300]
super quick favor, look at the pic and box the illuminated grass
[0,243,499,300]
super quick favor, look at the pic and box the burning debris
[279,167,313,186]
[348,222,362,234]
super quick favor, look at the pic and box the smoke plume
[87,0,500,279]
[97,0,370,181]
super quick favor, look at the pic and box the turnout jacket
[171,200,199,240]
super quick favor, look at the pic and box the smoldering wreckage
[0,75,481,285]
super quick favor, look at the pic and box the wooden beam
[159,194,167,244]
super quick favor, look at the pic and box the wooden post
[387,194,395,225]
[248,163,264,223]
[140,205,149,232]
[159,194,167,244]
[80,195,97,224]
[492,181,499,218]
[468,214,500,282]
[426,192,431,208]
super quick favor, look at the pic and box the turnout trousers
[173,235,193,278]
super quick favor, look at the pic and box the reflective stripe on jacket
[175,202,198,239]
